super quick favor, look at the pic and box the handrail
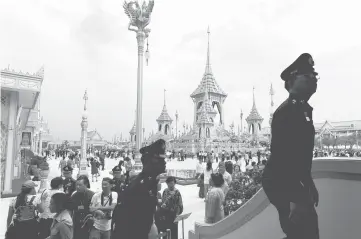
[189,158,361,239]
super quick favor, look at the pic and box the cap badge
[308,57,314,66]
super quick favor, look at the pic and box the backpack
[14,196,37,222]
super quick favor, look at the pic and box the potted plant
[38,158,50,192]
[30,156,41,181]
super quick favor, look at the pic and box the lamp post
[175,111,178,138]
[78,90,89,177]
[123,0,154,174]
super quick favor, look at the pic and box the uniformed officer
[63,165,76,198]
[262,53,319,239]
[112,139,167,239]
[111,166,127,202]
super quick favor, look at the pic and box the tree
[321,135,333,149]
[345,135,356,149]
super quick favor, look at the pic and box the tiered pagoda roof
[191,27,227,98]
[157,90,172,123]
[157,105,172,122]
[246,87,264,122]
[129,123,136,135]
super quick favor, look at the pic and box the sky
[1,0,361,141]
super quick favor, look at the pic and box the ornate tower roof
[191,27,227,98]
[246,87,264,122]
[157,89,173,123]
[129,121,136,135]
[130,110,136,135]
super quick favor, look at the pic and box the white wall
[189,159,361,239]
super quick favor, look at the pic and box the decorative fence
[162,169,197,179]
[169,141,263,153]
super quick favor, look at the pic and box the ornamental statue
[123,0,154,35]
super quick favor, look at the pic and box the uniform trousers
[262,178,319,239]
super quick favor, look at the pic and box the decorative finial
[270,83,274,96]
[252,86,256,108]
[83,89,88,111]
[37,65,45,78]
[270,83,275,108]
[164,89,166,106]
[205,26,212,75]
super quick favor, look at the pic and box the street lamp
[79,90,89,177]
[123,0,154,174]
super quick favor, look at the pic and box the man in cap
[112,139,167,239]
[63,165,76,198]
[110,166,127,203]
[262,53,319,239]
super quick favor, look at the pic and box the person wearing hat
[262,53,319,239]
[5,180,38,239]
[62,166,76,198]
[111,166,127,203]
[112,139,167,239]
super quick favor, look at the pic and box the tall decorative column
[38,117,44,156]
[240,109,243,134]
[123,0,154,174]
[269,83,275,141]
[3,92,18,194]
[175,111,179,138]
[78,90,88,177]
[34,133,38,154]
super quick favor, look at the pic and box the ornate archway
[165,124,169,135]
[212,101,222,124]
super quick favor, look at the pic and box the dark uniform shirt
[63,177,76,198]
[111,178,127,203]
[263,97,315,203]
[113,172,158,239]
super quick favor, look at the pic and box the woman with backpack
[6,180,39,239]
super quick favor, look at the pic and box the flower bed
[224,169,263,215]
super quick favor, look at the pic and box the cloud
[1,0,361,141]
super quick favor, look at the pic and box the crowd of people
[10,139,361,239]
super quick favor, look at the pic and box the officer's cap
[281,53,318,82]
[139,139,166,158]
[63,166,73,172]
[112,166,121,173]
